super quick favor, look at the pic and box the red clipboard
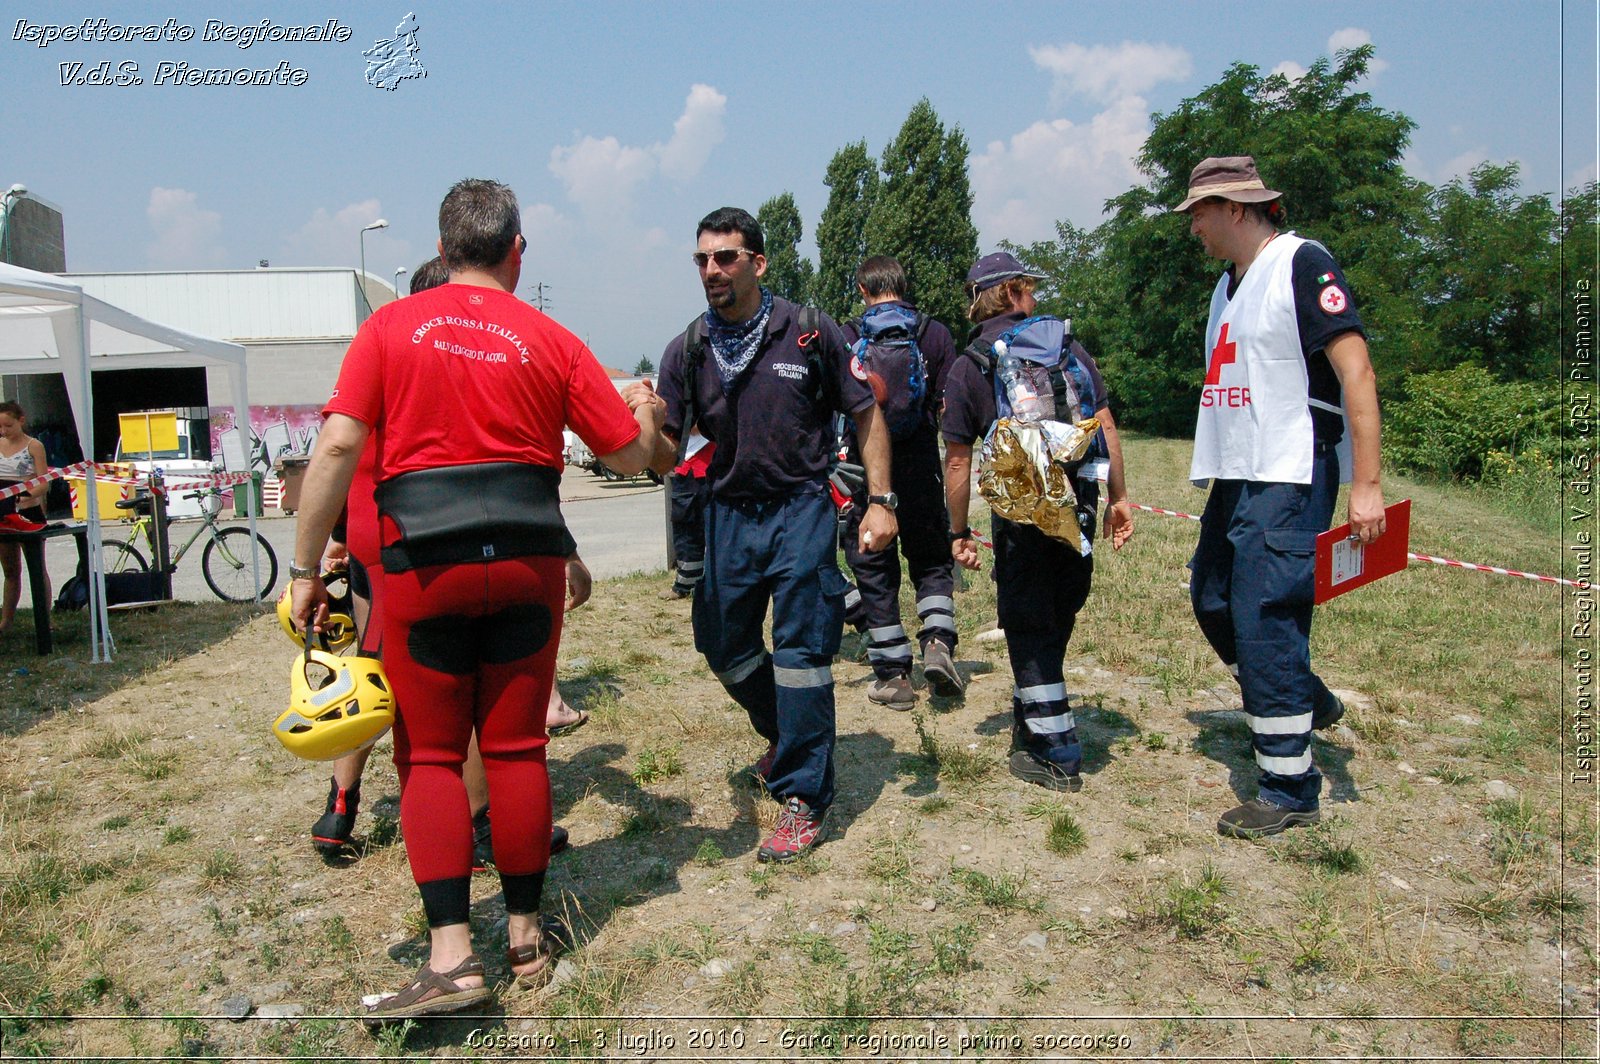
[1314,499,1411,604]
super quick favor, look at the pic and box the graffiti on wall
[210,405,323,474]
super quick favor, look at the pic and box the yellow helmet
[273,643,395,761]
[277,577,355,651]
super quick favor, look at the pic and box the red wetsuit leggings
[380,555,565,886]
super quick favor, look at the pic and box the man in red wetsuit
[292,178,664,1020]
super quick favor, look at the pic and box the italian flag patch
[1316,272,1334,285]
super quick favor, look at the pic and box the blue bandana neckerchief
[706,288,773,391]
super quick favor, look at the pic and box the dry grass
[0,434,1585,1059]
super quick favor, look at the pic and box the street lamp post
[359,219,388,309]
[0,184,29,265]
[394,266,408,294]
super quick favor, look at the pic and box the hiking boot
[1312,689,1346,731]
[657,586,690,601]
[866,674,916,710]
[311,777,360,855]
[749,742,778,781]
[756,797,829,863]
[472,807,570,872]
[922,640,965,698]
[1008,749,1083,793]
[1217,798,1320,840]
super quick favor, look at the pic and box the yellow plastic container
[69,465,137,521]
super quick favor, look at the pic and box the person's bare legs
[0,542,20,633]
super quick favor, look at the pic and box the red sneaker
[757,797,829,863]
[0,513,45,532]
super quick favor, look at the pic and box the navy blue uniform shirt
[941,312,1110,448]
[658,296,875,501]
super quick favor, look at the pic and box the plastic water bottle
[995,342,1045,421]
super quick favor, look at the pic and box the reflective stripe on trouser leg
[1223,448,1339,811]
[915,594,957,650]
[695,499,784,746]
[674,556,705,593]
[866,624,912,680]
[765,490,845,810]
[1014,681,1081,771]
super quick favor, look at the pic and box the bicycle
[101,487,278,603]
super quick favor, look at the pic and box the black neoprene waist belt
[375,462,575,572]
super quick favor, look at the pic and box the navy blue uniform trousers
[842,434,957,680]
[1189,444,1340,811]
[994,511,1094,772]
[668,471,712,595]
[694,487,847,809]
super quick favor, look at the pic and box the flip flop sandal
[547,706,590,738]
[362,954,491,1026]
[506,915,573,989]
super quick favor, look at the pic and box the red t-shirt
[325,283,639,480]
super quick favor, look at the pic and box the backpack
[676,305,833,464]
[850,303,930,441]
[54,574,88,611]
[963,315,1107,471]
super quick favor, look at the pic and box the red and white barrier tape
[1127,503,1579,589]
[0,462,90,502]
[7,463,253,501]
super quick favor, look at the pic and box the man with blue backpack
[839,256,964,709]
[942,252,1134,792]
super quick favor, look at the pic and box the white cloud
[1028,41,1191,105]
[971,95,1150,244]
[658,83,728,181]
[1328,27,1390,76]
[548,136,656,216]
[1269,60,1308,83]
[145,187,226,268]
[549,83,727,217]
[1567,161,1599,190]
[278,199,414,275]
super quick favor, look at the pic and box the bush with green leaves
[1383,364,1560,479]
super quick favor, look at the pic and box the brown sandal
[362,954,491,1025]
[506,915,572,988]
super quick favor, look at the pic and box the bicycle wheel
[201,527,278,602]
[101,538,150,574]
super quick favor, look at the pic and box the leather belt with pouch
[375,462,575,572]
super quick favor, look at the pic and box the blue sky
[4,1,1595,364]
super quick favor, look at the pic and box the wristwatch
[289,563,319,581]
[867,492,899,510]
[949,527,975,542]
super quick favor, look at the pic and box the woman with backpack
[941,252,1133,792]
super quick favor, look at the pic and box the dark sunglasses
[516,234,527,254]
[692,247,755,269]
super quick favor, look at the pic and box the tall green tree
[814,140,879,321]
[1422,163,1559,380]
[756,192,815,303]
[1096,47,1423,432]
[862,99,979,336]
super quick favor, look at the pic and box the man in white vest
[1173,156,1385,839]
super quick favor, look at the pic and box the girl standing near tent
[0,400,51,633]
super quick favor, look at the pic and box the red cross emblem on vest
[1205,322,1237,386]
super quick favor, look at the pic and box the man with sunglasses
[636,207,897,863]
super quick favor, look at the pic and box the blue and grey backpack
[852,303,930,441]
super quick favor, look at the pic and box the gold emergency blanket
[977,416,1102,552]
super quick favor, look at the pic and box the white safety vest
[1189,232,1350,486]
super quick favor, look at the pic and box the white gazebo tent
[0,261,256,661]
